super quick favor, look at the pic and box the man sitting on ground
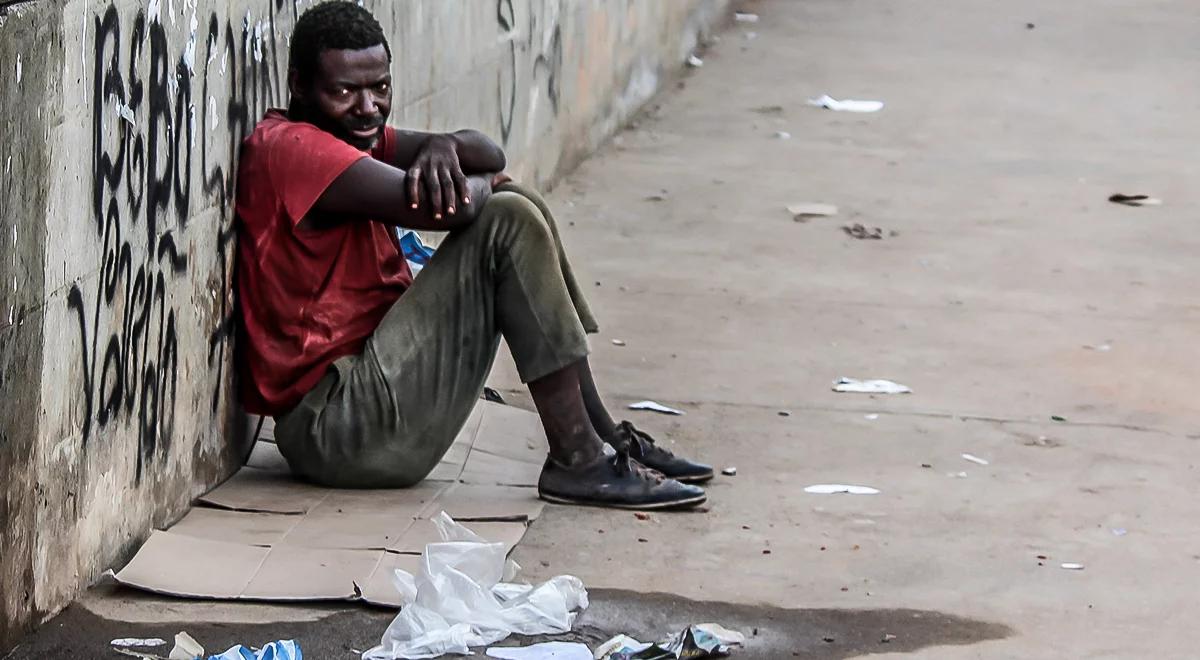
[236,1,711,509]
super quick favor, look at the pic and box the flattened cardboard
[117,401,545,603]
[114,531,269,598]
[168,507,300,547]
[242,545,380,601]
[198,466,329,514]
[421,483,544,522]
[358,552,423,607]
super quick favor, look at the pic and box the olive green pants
[275,183,598,488]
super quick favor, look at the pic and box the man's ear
[287,68,306,102]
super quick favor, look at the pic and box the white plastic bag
[363,512,588,659]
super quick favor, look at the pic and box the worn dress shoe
[538,447,707,510]
[609,421,714,484]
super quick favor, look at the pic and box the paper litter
[804,484,880,495]
[721,467,737,476]
[686,54,704,68]
[833,378,912,394]
[397,229,436,275]
[807,95,884,113]
[628,401,685,416]
[595,623,745,660]
[787,203,838,221]
[484,642,592,659]
[364,512,588,659]
[170,632,205,660]
[961,453,989,466]
[112,639,168,648]
[734,12,759,23]
[1060,563,1085,570]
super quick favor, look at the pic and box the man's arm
[391,130,506,218]
[302,157,493,232]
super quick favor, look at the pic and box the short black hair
[289,1,392,85]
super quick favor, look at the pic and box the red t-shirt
[235,110,413,416]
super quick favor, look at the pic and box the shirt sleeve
[266,122,370,226]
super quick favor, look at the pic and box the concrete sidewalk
[10,0,1200,657]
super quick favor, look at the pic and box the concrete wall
[0,0,729,649]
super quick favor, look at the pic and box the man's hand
[407,135,470,219]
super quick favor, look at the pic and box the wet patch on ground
[4,587,1009,659]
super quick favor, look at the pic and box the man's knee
[479,190,552,243]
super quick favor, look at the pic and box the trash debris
[774,131,791,140]
[595,623,745,660]
[751,104,784,114]
[1025,22,1036,29]
[611,339,627,346]
[961,453,989,466]
[833,378,912,394]
[170,632,205,660]
[777,410,791,417]
[842,223,884,240]
[628,401,685,416]
[1050,415,1067,422]
[398,230,436,275]
[722,467,737,476]
[485,641,592,660]
[734,12,760,23]
[1083,343,1112,352]
[364,512,588,659]
[864,414,879,420]
[881,633,897,644]
[803,484,880,495]
[807,95,884,113]
[1112,528,1128,537]
[686,54,704,68]
[787,203,838,222]
[209,641,302,660]
[112,639,168,648]
[634,512,651,521]
[1060,562,1085,570]
[1108,193,1162,207]
[643,195,667,202]
[950,471,968,479]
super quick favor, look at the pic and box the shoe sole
[538,491,707,511]
[673,472,715,484]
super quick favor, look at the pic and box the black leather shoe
[609,421,714,484]
[538,448,707,510]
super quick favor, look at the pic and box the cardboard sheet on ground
[115,401,546,606]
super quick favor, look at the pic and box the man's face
[293,44,392,150]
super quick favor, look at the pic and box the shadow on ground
[5,587,1009,659]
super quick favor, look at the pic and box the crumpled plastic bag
[363,512,589,659]
[209,641,301,660]
[595,624,745,659]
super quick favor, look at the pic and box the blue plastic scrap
[207,640,302,660]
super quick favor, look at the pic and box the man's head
[288,1,393,150]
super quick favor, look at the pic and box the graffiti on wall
[68,1,289,483]
[496,0,563,146]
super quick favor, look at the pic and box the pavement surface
[9,0,1200,657]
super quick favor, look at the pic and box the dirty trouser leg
[275,185,596,487]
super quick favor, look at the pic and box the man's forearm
[449,130,506,173]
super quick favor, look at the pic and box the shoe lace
[617,421,677,459]
[613,446,666,484]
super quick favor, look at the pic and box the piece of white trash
[628,401,685,416]
[774,131,791,140]
[804,484,880,495]
[485,641,592,659]
[169,632,205,660]
[1060,563,1085,570]
[787,203,839,219]
[111,639,167,648]
[686,54,704,68]
[833,378,912,394]
[722,467,737,476]
[611,339,626,346]
[1112,528,1128,537]
[961,453,989,466]
[734,12,760,23]
[864,414,879,420]
[364,512,588,659]
[807,94,884,113]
